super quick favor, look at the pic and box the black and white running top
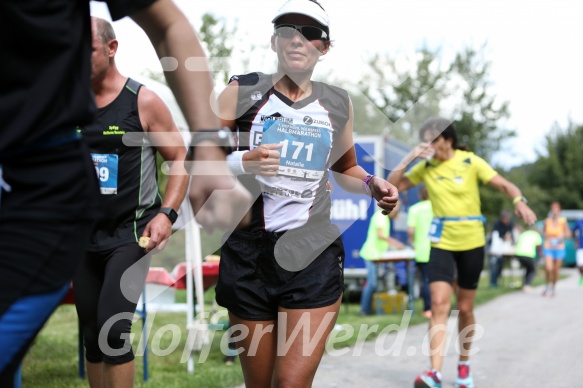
[81,78,162,251]
[231,72,350,233]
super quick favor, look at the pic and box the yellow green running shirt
[405,150,498,251]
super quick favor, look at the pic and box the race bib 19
[91,153,118,195]
[261,120,332,180]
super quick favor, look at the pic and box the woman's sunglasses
[274,24,329,41]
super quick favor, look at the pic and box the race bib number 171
[262,120,332,180]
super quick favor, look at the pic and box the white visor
[272,0,330,28]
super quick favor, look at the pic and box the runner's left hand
[370,177,399,215]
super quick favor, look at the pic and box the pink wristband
[362,174,375,196]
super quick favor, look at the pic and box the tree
[357,48,444,143]
[142,12,237,92]
[481,120,583,225]
[356,45,513,162]
[199,13,236,87]
[450,47,513,160]
[140,13,237,197]
[528,121,583,210]
[348,86,389,135]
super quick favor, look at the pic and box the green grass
[22,270,546,388]
[23,289,243,388]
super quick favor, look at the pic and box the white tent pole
[184,201,195,373]
[184,199,206,373]
[190,216,205,320]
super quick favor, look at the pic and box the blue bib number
[428,218,444,243]
[91,153,118,195]
[261,120,331,180]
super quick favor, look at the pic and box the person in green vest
[514,224,543,292]
[359,202,405,316]
[407,184,433,318]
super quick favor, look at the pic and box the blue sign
[330,141,377,269]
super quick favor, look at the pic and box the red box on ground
[172,261,219,291]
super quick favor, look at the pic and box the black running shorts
[216,222,345,321]
[427,246,485,290]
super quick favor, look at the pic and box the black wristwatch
[187,128,235,160]
[159,207,178,224]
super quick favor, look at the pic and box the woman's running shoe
[414,369,442,388]
[455,363,474,388]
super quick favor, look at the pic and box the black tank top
[82,78,161,251]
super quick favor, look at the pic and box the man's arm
[131,0,216,130]
[375,227,405,250]
[138,87,188,252]
[388,236,405,250]
[407,227,415,247]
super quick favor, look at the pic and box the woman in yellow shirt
[542,201,571,296]
[388,117,537,388]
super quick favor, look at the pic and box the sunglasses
[274,24,329,41]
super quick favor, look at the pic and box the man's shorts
[543,247,566,260]
[427,246,485,290]
[0,140,99,314]
[0,139,98,380]
[216,222,345,321]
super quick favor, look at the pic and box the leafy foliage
[143,12,237,199]
[355,45,513,162]
[450,47,513,160]
[142,13,235,88]
[480,121,583,228]
[356,48,444,141]
[199,13,236,86]
[528,122,583,210]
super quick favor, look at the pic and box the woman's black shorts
[427,246,485,290]
[216,222,345,321]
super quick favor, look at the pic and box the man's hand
[141,213,173,253]
[188,144,252,232]
[242,143,282,176]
